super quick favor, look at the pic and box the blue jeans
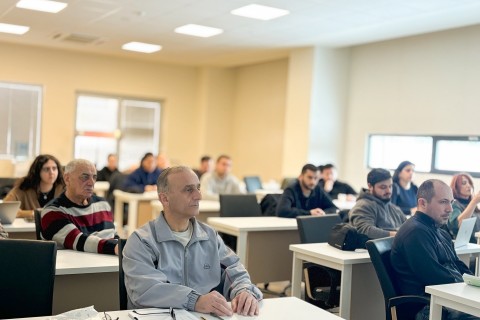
[416,306,480,320]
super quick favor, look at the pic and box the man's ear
[418,198,427,209]
[159,192,169,207]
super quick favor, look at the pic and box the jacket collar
[153,212,209,244]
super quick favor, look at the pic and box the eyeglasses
[102,312,119,320]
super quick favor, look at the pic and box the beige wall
[344,24,480,190]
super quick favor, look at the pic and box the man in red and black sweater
[41,159,118,255]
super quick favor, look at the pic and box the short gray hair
[417,179,446,203]
[157,166,194,193]
[64,159,95,174]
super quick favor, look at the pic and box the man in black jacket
[276,164,337,218]
[391,179,477,320]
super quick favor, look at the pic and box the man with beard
[349,168,406,239]
[276,164,337,218]
[41,159,118,255]
[391,179,477,320]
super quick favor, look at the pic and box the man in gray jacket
[349,168,407,239]
[122,166,262,317]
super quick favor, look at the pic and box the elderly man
[200,155,243,201]
[349,168,406,239]
[41,159,118,255]
[276,164,337,218]
[123,166,262,316]
[391,179,477,320]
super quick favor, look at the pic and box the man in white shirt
[200,155,243,200]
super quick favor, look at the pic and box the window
[367,134,480,177]
[0,82,42,160]
[74,94,161,170]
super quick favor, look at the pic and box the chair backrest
[366,237,398,304]
[296,214,342,243]
[0,239,57,318]
[34,208,42,240]
[280,177,296,190]
[243,176,263,193]
[118,238,128,310]
[219,194,262,217]
[259,193,282,216]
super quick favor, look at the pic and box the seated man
[124,152,161,193]
[41,159,118,255]
[276,164,337,218]
[200,155,243,201]
[318,163,357,200]
[349,168,406,239]
[122,166,262,316]
[97,153,119,182]
[193,155,213,179]
[391,179,478,320]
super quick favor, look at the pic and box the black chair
[243,176,263,193]
[118,238,128,310]
[219,194,262,217]
[280,177,296,190]
[0,239,57,318]
[296,215,342,308]
[366,237,429,320]
[34,208,42,240]
[260,193,282,216]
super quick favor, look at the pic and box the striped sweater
[41,192,117,254]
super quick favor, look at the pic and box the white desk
[254,188,283,202]
[54,250,119,314]
[113,190,158,237]
[20,297,344,320]
[426,283,480,319]
[290,243,383,320]
[290,242,480,320]
[207,216,299,283]
[3,218,36,239]
[151,199,220,223]
[94,181,110,198]
[332,199,356,210]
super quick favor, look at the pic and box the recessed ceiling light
[231,4,289,21]
[122,42,162,53]
[174,24,223,38]
[16,0,67,13]
[0,23,29,35]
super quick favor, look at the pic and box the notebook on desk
[454,216,477,249]
[0,201,21,224]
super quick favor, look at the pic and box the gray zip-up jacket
[122,213,262,310]
[349,190,407,239]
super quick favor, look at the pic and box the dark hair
[18,154,64,191]
[367,168,391,186]
[200,156,211,162]
[301,164,319,174]
[392,161,414,183]
[216,155,231,163]
[417,179,444,203]
[318,163,334,173]
[140,152,154,166]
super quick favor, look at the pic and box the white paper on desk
[53,306,101,320]
[128,308,198,320]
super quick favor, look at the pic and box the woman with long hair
[448,173,480,241]
[391,161,418,215]
[4,154,65,210]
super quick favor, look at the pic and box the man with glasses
[391,179,477,320]
[41,159,118,255]
[349,168,406,239]
[123,166,262,317]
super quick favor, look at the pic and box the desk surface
[207,216,298,232]
[19,297,344,320]
[56,250,118,275]
[113,190,158,200]
[426,283,480,318]
[3,218,35,232]
[290,242,371,265]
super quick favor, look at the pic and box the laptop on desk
[454,216,477,249]
[0,201,21,224]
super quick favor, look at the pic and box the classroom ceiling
[1,0,480,66]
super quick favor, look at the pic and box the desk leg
[127,200,139,237]
[429,297,442,320]
[114,197,125,238]
[237,232,248,266]
[339,264,352,320]
[291,253,303,298]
